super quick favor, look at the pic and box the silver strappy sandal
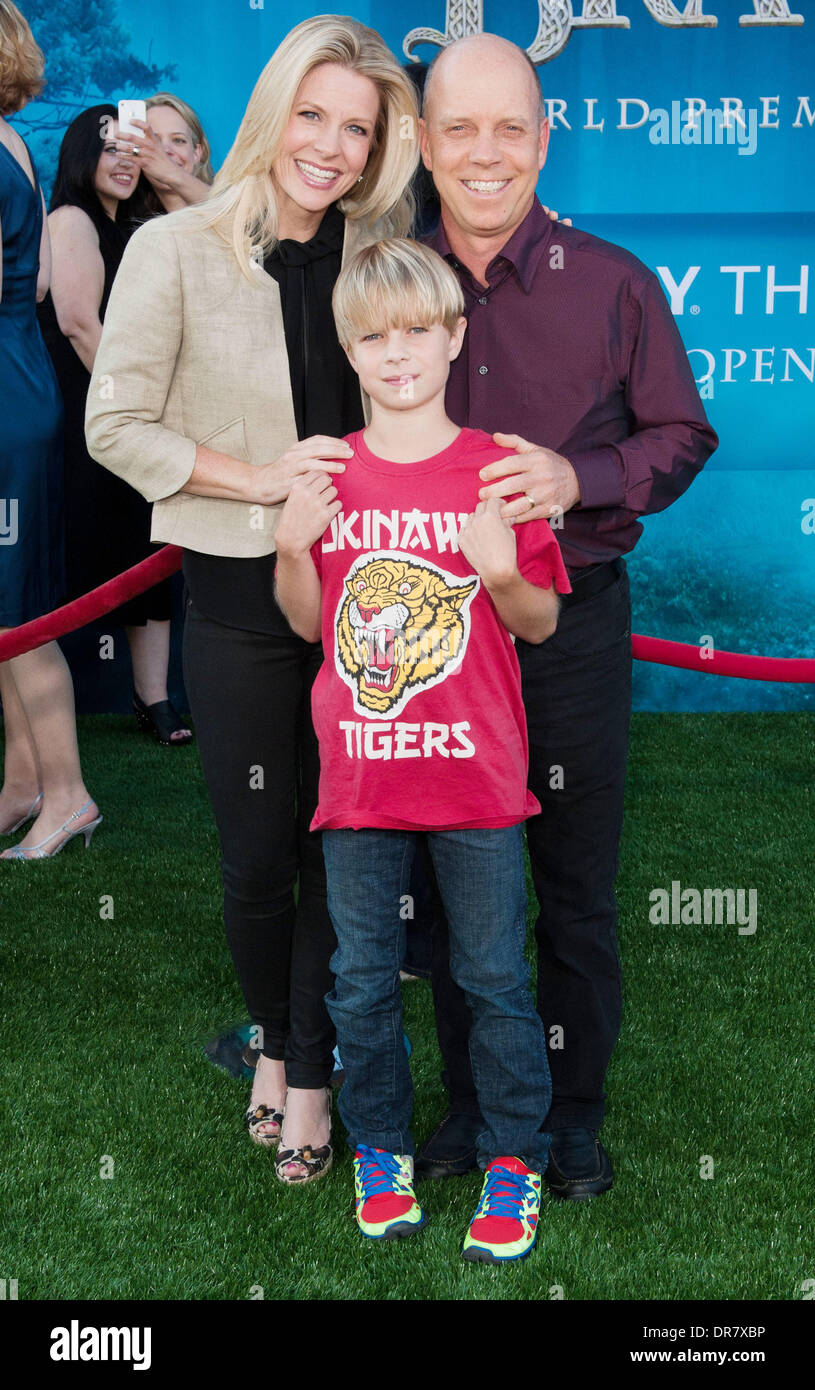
[0,791,43,836]
[2,799,102,859]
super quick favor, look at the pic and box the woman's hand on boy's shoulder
[250,435,353,507]
[274,471,342,558]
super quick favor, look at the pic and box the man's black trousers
[427,561,633,1132]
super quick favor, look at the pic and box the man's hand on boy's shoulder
[274,471,342,559]
[541,204,573,227]
[478,432,581,524]
[457,498,519,590]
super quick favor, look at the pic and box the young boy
[274,239,571,1264]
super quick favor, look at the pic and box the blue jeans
[322,825,552,1173]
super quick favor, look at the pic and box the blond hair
[172,15,418,280]
[0,0,44,115]
[146,91,214,183]
[333,238,464,349]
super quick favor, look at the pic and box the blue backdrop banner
[11,1,814,711]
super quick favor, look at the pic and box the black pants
[429,564,632,1132]
[182,598,336,1088]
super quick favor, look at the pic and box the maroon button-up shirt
[427,198,718,572]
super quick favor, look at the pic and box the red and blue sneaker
[461,1156,542,1263]
[353,1146,425,1240]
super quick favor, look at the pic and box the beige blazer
[85,209,377,557]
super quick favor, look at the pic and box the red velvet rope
[631,634,814,682]
[0,546,183,661]
[0,545,812,681]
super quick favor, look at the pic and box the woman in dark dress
[36,106,192,745]
[0,0,100,858]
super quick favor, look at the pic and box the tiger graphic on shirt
[334,552,479,718]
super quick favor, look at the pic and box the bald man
[414,34,717,1198]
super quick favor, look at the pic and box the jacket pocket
[196,415,250,462]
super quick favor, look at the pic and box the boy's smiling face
[345,319,467,412]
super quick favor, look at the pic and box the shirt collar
[427,197,554,294]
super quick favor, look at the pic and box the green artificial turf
[0,713,812,1301]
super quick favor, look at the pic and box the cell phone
[118,99,147,139]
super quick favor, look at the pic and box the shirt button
[478,365,489,375]
[478,296,488,305]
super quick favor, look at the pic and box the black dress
[37,209,172,626]
[0,139,64,626]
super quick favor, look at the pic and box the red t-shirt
[309,427,571,832]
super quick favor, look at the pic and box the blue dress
[0,137,64,626]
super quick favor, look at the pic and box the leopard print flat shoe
[274,1087,333,1184]
[245,1103,285,1148]
[274,1141,333,1185]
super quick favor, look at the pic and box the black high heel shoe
[133,693,194,747]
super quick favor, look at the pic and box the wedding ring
[132,144,140,154]
[525,492,536,511]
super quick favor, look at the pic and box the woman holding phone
[38,97,214,750]
[117,92,213,217]
[86,15,418,1183]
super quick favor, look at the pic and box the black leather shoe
[415,1112,482,1179]
[545,1127,613,1200]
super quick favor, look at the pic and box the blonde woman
[115,91,213,217]
[86,16,418,1183]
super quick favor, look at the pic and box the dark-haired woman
[36,105,193,745]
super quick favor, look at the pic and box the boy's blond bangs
[333,239,464,348]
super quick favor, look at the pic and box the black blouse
[182,204,364,636]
